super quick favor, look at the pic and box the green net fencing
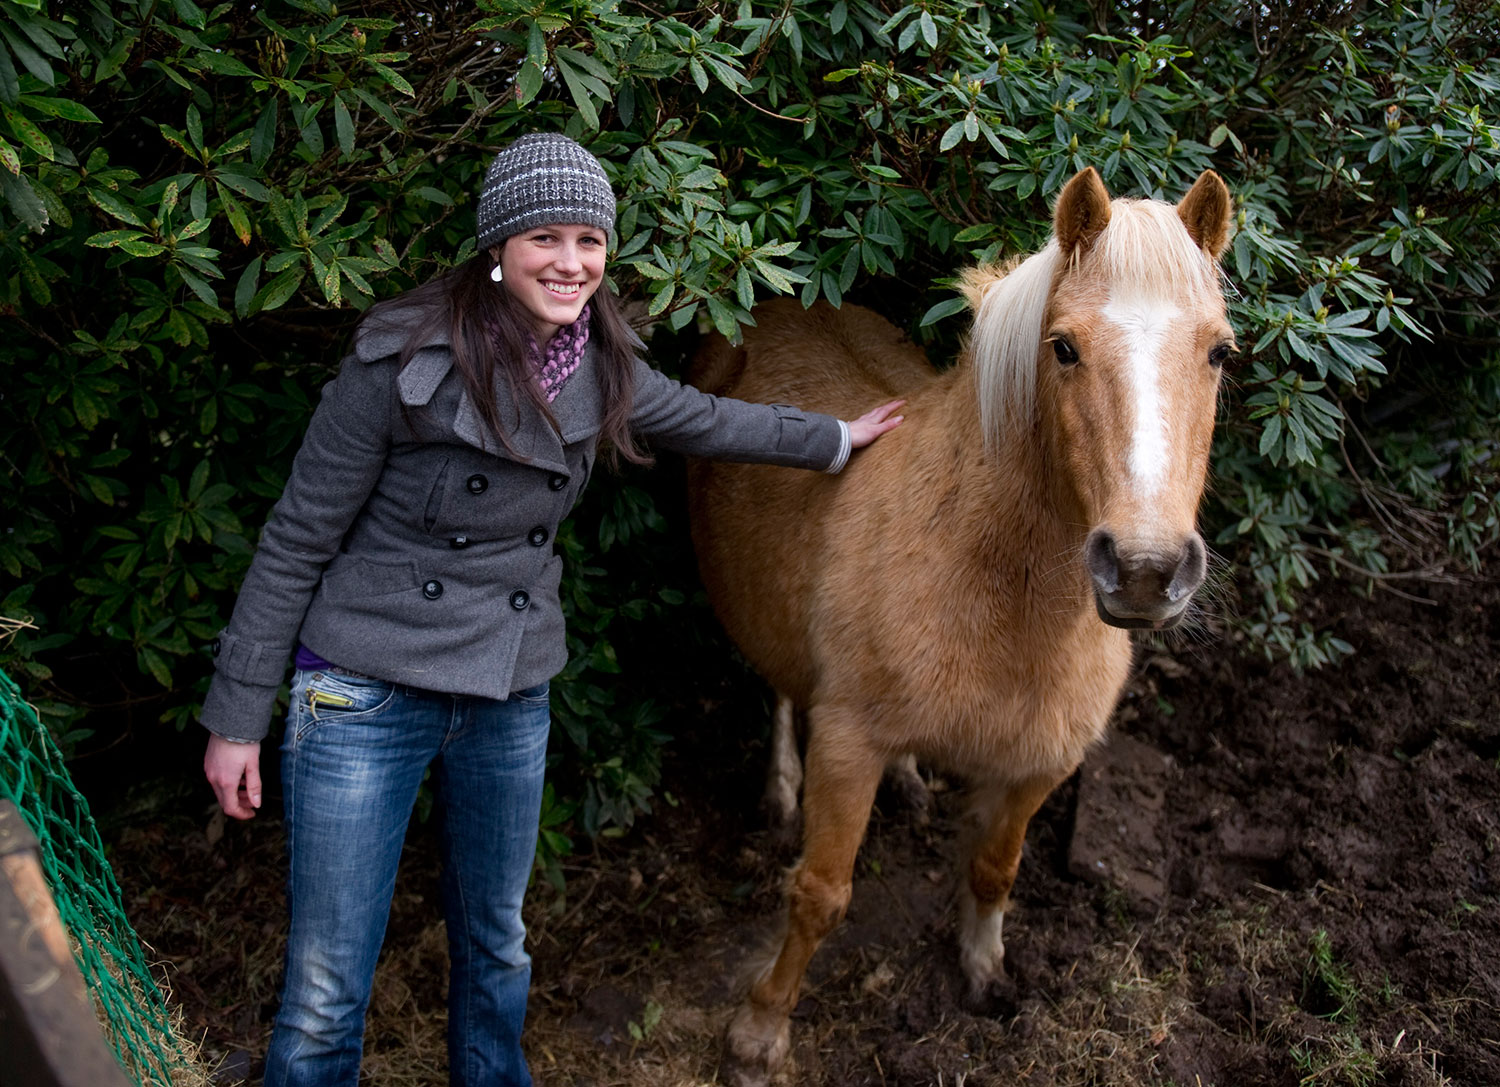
[0,664,192,1085]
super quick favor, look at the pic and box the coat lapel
[549,339,604,446]
[355,301,600,472]
[451,380,569,473]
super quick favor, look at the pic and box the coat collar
[354,304,604,471]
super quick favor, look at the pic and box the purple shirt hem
[294,644,334,672]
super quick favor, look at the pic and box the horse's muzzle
[1091,593,1188,630]
[1084,528,1206,629]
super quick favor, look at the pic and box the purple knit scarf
[527,304,591,403]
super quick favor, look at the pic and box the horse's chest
[879,629,1131,778]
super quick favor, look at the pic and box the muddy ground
[102,575,1499,1087]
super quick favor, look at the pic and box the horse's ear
[1178,170,1233,259]
[1054,168,1112,257]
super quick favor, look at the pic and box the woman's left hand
[847,399,906,449]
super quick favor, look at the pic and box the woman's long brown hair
[364,251,650,468]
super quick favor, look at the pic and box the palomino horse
[686,167,1234,1086]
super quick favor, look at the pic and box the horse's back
[688,299,934,415]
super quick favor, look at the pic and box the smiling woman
[194,131,904,1087]
[495,225,607,344]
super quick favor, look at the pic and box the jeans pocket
[293,669,397,739]
[509,681,550,706]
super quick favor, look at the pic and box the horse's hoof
[720,1059,773,1087]
[721,1003,790,1087]
[964,970,1020,1018]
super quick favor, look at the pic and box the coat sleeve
[199,352,394,741]
[627,355,848,470]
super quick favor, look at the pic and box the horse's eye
[1051,337,1079,365]
[1208,343,1236,368]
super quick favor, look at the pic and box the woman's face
[495,224,607,346]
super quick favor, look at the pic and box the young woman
[199,132,902,1087]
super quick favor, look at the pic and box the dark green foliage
[2,1,1497,854]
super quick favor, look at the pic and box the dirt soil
[103,576,1500,1087]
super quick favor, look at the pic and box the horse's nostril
[1166,535,1207,601]
[1084,530,1120,593]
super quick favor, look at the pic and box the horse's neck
[927,365,1092,624]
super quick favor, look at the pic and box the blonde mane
[963,243,1059,453]
[964,199,1221,453]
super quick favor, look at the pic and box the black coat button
[450,536,470,549]
[547,473,566,491]
[211,637,221,657]
[466,474,488,495]
[509,589,530,610]
[423,580,444,599]
[528,526,548,547]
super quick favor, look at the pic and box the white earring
[490,264,504,283]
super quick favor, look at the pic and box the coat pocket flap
[320,557,420,601]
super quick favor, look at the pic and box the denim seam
[442,697,475,1084]
[271,715,299,1084]
[439,693,460,751]
[449,786,475,1085]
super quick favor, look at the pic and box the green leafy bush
[3,0,1497,846]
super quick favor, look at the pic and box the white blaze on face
[1102,295,1180,493]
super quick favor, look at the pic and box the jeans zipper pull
[308,688,355,719]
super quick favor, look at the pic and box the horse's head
[971,168,1234,630]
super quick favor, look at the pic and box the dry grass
[104,775,1493,1087]
[362,921,451,1086]
[115,811,1492,1087]
[515,864,1226,1087]
[129,861,1476,1087]
[85,939,218,1087]
[0,613,38,641]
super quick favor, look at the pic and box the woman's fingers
[204,735,262,820]
[858,398,905,424]
[848,399,906,449]
[243,759,263,813]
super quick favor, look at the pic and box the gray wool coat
[199,301,847,742]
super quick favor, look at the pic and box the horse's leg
[959,772,1068,999]
[885,753,931,824]
[761,694,801,838]
[724,713,884,1087]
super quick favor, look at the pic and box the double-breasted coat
[200,299,847,741]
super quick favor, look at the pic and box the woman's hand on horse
[847,399,906,449]
[204,734,263,820]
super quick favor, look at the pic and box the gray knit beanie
[476,133,616,252]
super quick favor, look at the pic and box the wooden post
[0,800,131,1087]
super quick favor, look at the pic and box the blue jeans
[263,669,551,1087]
